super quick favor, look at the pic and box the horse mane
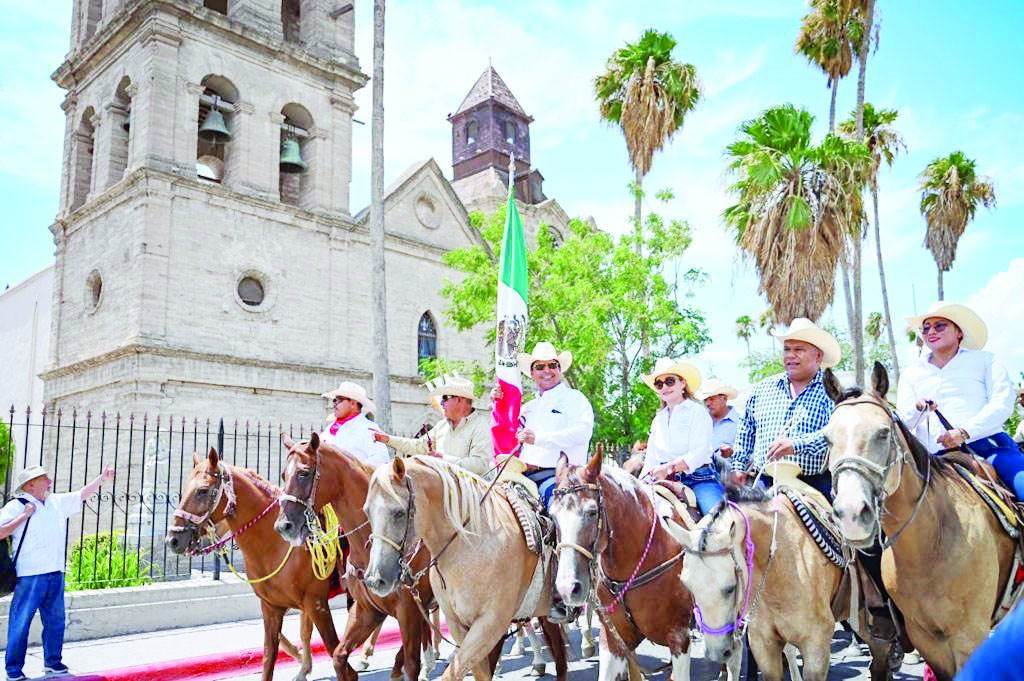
[318,442,375,479]
[697,497,734,553]
[230,465,281,499]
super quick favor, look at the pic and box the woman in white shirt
[638,357,722,515]
[896,302,1022,499]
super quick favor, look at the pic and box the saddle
[501,480,550,556]
[651,480,701,531]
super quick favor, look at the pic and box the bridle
[368,476,424,586]
[278,444,370,541]
[169,463,237,550]
[551,481,608,563]
[828,396,931,549]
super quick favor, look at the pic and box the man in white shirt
[0,464,114,680]
[319,381,390,467]
[514,342,594,507]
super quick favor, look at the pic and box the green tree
[795,0,866,131]
[735,315,755,359]
[723,104,870,324]
[840,103,905,383]
[920,151,997,300]
[442,195,709,447]
[595,30,700,236]
[0,421,14,487]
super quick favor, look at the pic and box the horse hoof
[354,658,370,672]
[582,643,596,658]
[390,674,403,681]
[291,674,308,681]
[510,641,524,656]
[531,663,546,676]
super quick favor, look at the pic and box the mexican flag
[491,173,528,457]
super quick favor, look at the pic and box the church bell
[279,137,308,173]
[199,106,232,142]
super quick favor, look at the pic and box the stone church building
[33,0,573,434]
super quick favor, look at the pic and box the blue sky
[2,1,1023,388]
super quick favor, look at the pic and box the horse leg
[288,612,314,681]
[420,617,437,681]
[333,599,386,681]
[782,644,803,681]
[538,618,568,681]
[259,601,287,681]
[796,638,833,681]
[748,635,785,681]
[669,643,692,681]
[487,637,506,676]
[432,608,443,660]
[355,621,385,671]
[524,619,550,674]
[580,604,596,658]
[397,601,424,681]
[597,623,629,681]
[563,622,580,662]
[440,615,505,681]
[510,624,526,656]
[865,636,894,681]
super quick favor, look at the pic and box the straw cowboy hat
[425,374,478,412]
[696,378,738,401]
[907,302,988,350]
[770,317,842,368]
[13,465,49,492]
[642,357,703,395]
[518,341,573,377]
[321,381,376,414]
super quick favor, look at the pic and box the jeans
[969,432,1024,501]
[525,468,558,509]
[673,465,726,515]
[5,571,66,677]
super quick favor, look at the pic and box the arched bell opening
[196,75,239,183]
[279,103,313,206]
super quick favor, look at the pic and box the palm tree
[369,0,392,430]
[795,0,866,131]
[736,315,755,359]
[724,104,870,324]
[865,311,883,345]
[919,151,996,300]
[840,103,905,382]
[595,30,700,234]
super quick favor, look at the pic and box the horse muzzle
[164,527,193,555]
[703,635,739,664]
[273,514,307,547]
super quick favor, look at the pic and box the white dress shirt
[520,382,595,467]
[320,412,390,467]
[640,399,714,478]
[0,492,82,576]
[896,347,1015,453]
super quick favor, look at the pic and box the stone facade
[41,1,571,435]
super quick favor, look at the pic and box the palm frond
[919,151,996,271]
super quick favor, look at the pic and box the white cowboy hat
[696,378,738,401]
[425,374,477,412]
[13,465,49,491]
[642,357,703,395]
[770,317,842,368]
[518,341,573,377]
[321,381,376,414]
[907,302,988,351]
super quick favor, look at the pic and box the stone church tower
[42,0,489,430]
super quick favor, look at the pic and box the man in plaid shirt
[729,318,842,499]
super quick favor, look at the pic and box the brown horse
[274,434,435,681]
[824,363,1018,680]
[551,452,711,681]
[165,448,338,681]
[362,455,568,681]
[673,486,893,681]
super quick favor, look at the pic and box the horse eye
[196,488,208,497]
[722,585,736,597]
[585,508,598,519]
[392,508,405,519]
[299,470,310,478]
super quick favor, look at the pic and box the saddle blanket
[503,481,546,555]
[776,486,848,569]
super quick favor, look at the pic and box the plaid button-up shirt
[730,370,835,475]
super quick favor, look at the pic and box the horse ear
[582,450,603,482]
[392,456,406,480]
[556,453,570,480]
[207,447,220,469]
[309,431,320,451]
[281,433,295,450]
[823,368,843,404]
[871,361,890,399]
[192,452,201,467]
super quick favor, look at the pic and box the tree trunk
[828,79,838,132]
[369,0,392,431]
[840,256,856,342]
[633,166,643,242]
[873,188,900,384]
[852,235,864,384]
[937,269,944,301]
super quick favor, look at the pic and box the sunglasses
[653,376,678,390]
[531,361,560,372]
[921,321,950,334]
[440,395,456,403]
[332,397,351,405]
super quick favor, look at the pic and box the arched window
[196,75,238,183]
[504,120,516,144]
[417,312,438,369]
[71,107,96,210]
[109,76,132,185]
[465,120,478,145]
[82,0,103,42]
[203,0,228,14]
[282,0,301,43]
[279,103,313,206]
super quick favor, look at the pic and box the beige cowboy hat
[642,357,703,395]
[518,341,573,377]
[321,381,376,414]
[13,465,49,491]
[425,374,477,412]
[907,302,988,350]
[770,317,842,368]
[696,378,738,401]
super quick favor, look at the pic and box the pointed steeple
[454,66,530,119]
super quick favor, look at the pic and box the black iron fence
[2,407,323,589]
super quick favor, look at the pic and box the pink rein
[692,501,755,637]
[603,496,659,615]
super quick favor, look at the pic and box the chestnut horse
[551,452,715,681]
[824,363,1018,680]
[274,435,435,681]
[362,455,568,681]
[673,487,893,681]
[165,448,338,681]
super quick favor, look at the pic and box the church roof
[454,66,529,118]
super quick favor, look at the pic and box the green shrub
[0,421,14,487]
[65,532,155,591]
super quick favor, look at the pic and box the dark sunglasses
[653,376,678,390]
[440,395,456,403]
[531,361,560,372]
[332,397,351,405]
[921,321,950,334]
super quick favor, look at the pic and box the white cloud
[967,259,1024,379]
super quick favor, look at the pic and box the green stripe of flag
[499,191,528,301]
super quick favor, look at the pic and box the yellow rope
[218,544,295,585]
[305,502,343,581]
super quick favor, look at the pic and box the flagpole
[508,152,515,196]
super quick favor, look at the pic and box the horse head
[165,447,234,554]
[824,361,901,548]
[363,456,416,597]
[274,432,321,547]
[550,452,606,607]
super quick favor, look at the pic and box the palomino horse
[274,434,435,681]
[165,448,338,681]
[672,486,894,681]
[362,455,568,681]
[824,363,1018,681]
[550,452,709,681]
